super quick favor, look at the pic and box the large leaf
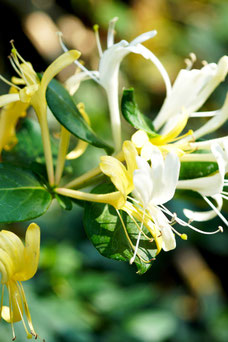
[0,164,52,223]
[121,88,158,138]
[46,79,113,154]
[84,183,158,274]
[179,161,218,180]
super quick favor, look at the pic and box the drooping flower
[60,18,172,151]
[153,54,228,131]
[0,223,41,340]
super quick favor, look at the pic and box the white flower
[60,18,171,151]
[177,141,228,225]
[133,146,180,251]
[153,56,228,131]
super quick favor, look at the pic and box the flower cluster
[0,17,227,339]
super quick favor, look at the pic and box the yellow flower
[100,140,163,255]
[0,42,81,185]
[0,223,40,340]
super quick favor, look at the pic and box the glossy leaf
[84,183,157,274]
[0,164,52,223]
[121,88,158,138]
[179,161,218,180]
[46,79,113,154]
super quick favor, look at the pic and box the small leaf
[84,183,157,274]
[0,164,52,223]
[121,88,158,138]
[179,161,218,180]
[46,79,113,154]
[55,193,73,211]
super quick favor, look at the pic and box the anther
[181,233,188,240]
[219,226,223,233]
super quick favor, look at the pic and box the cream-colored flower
[0,223,40,340]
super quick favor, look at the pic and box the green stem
[55,126,70,185]
[39,113,55,186]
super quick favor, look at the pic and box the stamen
[18,282,37,338]
[185,52,196,70]
[107,17,118,48]
[93,24,103,57]
[159,204,223,235]
[14,288,32,339]
[130,211,145,264]
[9,56,23,79]
[7,284,16,341]
[0,75,20,90]
[221,194,228,200]
[57,32,101,84]
[203,195,228,227]
[202,60,208,66]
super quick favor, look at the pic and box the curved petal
[153,56,228,130]
[0,89,28,155]
[15,223,40,281]
[177,172,223,197]
[100,156,129,196]
[194,93,228,140]
[0,230,24,274]
[40,50,81,97]
[183,194,223,222]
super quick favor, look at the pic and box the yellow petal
[100,155,129,196]
[0,230,24,274]
[15,223,40,281]
[150,112,188,145]
[123,140,137,179]
[40,50,81,97]
[0,249,14,283]
[0,88,28,155]
[66,103,90,160]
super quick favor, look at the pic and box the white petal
[183,194,223,222]
[153,56,228,130]
[130,30,157,45]
[177,172,223,197]
[193,93,228,140]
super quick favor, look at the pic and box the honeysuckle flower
[0,223,41,340]
[59,18,172,151]
[177,141,228,225]
[153,55,228,131]
[132,146,180,252]
[0,42,81,185]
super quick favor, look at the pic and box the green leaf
[121,88,158,138]
[179,161,218,180]
[84,183,158,275]
[0,164,52,223]
[46,79,113,155]
[55,193,73,211]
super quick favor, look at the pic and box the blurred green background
[0,0,228,341]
